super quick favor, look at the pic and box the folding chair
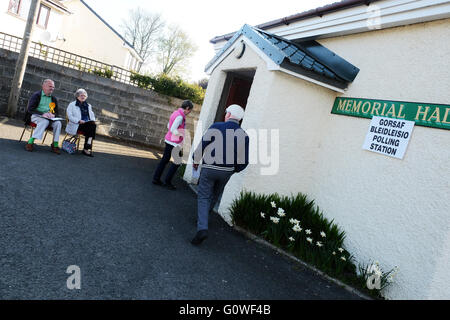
[19,119,52,144]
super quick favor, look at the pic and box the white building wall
[312,18,450,300]
[192,18,450,299]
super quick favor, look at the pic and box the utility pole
[7,0,41,117]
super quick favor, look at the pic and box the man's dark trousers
[197,167,233,231]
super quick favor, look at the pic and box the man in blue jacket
[191,104,250,245]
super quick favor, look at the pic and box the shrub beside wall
[130,72,205,105]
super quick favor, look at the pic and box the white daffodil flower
[306,237,313,243]
[271,201,277,208]
[288,237,295,242]
[368,263,382,276]
[289,218,300,225]
[332,251,336,255]
[292,224,302,232]
[366,264,375,275]
[316,241,323,247]
[305,229,312,235]
[320,231,326,238]
[277,208,285,217]
[341,256,346,261]
[270,216,280,224]
[260,212,266,218]
[338,248,344,253]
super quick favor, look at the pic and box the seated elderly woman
[66,88,97,157]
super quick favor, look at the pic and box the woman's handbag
[62,136,78,154]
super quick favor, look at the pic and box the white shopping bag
[191,165,201,185]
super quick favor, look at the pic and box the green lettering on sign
[332,97,450,130]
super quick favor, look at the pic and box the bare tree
[157,25,197,76]
[121,7,165,71]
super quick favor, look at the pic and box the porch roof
[205,24,359,91]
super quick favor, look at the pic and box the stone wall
[0,48,201,150]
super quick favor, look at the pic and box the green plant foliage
[130,72,205,104]
[230,190,394,299]
[177,163,186,178]
[92,67,114,79]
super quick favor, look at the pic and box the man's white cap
[226,104,245,120]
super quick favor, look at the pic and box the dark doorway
[214,70,255,123]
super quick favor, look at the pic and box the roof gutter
[210,0,379,44]
[45,0,71,14]
[78,0,144,61]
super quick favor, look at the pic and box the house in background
[184,0,450,300]
[1,0,70,43]
[59,0,142,71]
[0,0,142,70]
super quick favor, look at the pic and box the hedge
[130,72,205,105]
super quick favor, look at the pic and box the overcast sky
[82,0,337,82]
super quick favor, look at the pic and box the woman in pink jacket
[152,100,194,190]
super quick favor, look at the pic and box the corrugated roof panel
[300,55,314,70]
[277,41,290,50]
[294,40,360,82]
[205,24,358,89]
[267,36,281,46]
[289,51,306,64]
[282,45,298,57]
[312,63,325,75]
[323,68,336,79]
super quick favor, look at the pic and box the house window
[8,0,20,14]
[7,1,51,28]
[8,0,31,18]
[37,4,50,28]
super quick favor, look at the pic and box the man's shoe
[164,183,176,190]
[25,143,33,152]
[152,179,163,186]
[191,230,208,245]
[51,145,61,154]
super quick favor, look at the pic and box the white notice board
[362,116,415,159]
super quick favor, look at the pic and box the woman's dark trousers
[78,122,96,150]
[153,143,181,184]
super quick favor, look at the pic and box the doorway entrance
[214,70,255,123]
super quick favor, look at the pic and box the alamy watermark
[66,265,81,290]
[170,122,280,176]
[366,4,382,30]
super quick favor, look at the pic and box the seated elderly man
[25,79,62,154]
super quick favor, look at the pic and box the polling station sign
[332,97,450,130]
[362,116,415,159]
